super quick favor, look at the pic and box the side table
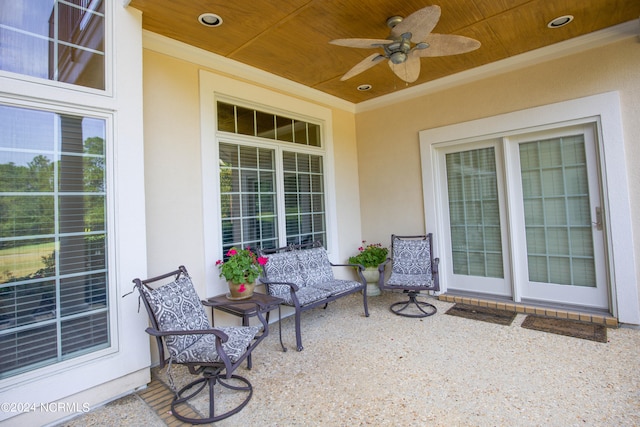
[206,292,287,364]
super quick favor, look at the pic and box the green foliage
[216,247,269,285]
[349,241,388,268]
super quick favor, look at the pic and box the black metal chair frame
[378,234,440,318]
[259,241,369,351]
[133,265,269,424]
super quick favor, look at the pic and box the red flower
[227,248,237,256]
[215,259,222,265]
[257,257,268,266]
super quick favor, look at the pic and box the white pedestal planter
[362,267,381,296]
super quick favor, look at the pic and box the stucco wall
[355,37,640,314]
[142,51,206,284]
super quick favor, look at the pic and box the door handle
[592,206,602,231]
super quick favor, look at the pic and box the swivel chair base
[389,291,437,318]
[171,367,252,424]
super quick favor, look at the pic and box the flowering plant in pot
[216,247,268,299]
[348,241,388,268]
[349,241,388,296]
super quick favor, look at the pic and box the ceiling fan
[329,5,481,83]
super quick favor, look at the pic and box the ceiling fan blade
[390,5,441,43]
[340,53,386,81]
[388,54,421,83]
[414,34,481,57]
[329,38,393,49]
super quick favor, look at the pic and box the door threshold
[439,293,618,328]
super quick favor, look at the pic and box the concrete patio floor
[58,292,640,426]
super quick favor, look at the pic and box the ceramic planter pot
[227,281,255,300]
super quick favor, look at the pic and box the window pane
[283,152,326,245]
[0,104,109,379]
[308,124,321,147]
[236,107,254,136]
[276,116,293,142]
[217,102,235,133]
[293,121,307,144]
[215,101,322,147]
[446,148,504,278]
[519,136,595,286]
[219,143,277,252]
[256,111,275,139]
[0,1,106,90]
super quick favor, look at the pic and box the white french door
[439,140,512,297]
[507,125,608,308]
[439,123,609,310]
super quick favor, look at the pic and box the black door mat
[521,315,608,343]
[445,303,517,326]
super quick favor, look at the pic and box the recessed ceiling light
[357,84,372,91]
[547,15,574,28]
[199,13,223,27]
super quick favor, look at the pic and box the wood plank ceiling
[128,0,640,104]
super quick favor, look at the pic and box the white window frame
[0,3,148,423]
[419,91,639,324]
[0,97,119,386]
[199,70,338,297]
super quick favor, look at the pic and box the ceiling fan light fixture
[547,15,573,28]
[390,51,407,64]
[357,84,372,91]
[198,13,223,27]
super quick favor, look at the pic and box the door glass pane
[519,135,595,287]
[446,148,503,278]
[219,143,278,252]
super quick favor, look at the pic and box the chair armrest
[202,299,268,311]
[379,257,392,273]
[259,278,300,292]
[330,262,365,271]
[145,326,229,341]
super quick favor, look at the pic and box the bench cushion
[314,279,362,295]
[262,250,304,296]
[296,247,334,287]
[280,286,333,306]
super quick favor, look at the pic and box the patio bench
[258,242,369,351]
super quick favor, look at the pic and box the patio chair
[132,265,268,424]
[378,234,440,318]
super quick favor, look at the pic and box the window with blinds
[217,102,326,253]
[0,0,105,90]
[0,104,109,379]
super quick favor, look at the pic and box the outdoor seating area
[61,291,640,426]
